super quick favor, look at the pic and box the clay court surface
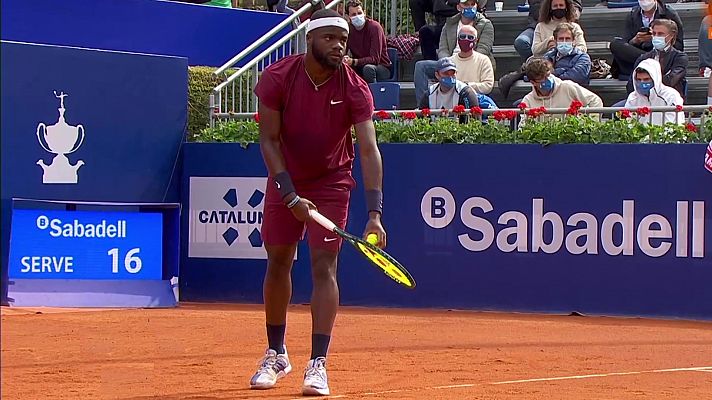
[2,303,711,399]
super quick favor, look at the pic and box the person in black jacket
[410,0,459,32]
[626,18,687,99]
[608,0,683,80]
[513,0,581,60]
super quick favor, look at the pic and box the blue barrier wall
[1,0,290,67]
[0,41,188,304]
[181,143,712,320]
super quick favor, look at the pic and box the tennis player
[250,8,386,396]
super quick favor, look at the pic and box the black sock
[266,324,286,354]
[311,334,331,359]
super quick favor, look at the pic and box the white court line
[290,366,712,399]
[490,366,712,385]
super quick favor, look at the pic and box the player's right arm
[257,100,316,222]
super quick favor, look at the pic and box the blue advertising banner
[9,209,163,280]
[181,143,712,320]
[1,0,290,67]
[0,41,187,304]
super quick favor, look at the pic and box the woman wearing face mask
[531,0,586,57]
[608,0,683,81]
[625,18,687,99]
[344,0,392,83]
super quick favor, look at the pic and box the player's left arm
[354,119,387,248]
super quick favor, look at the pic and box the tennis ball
[366,233,378,245]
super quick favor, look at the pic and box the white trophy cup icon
[36,91,85,184]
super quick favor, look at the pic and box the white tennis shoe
[249,348,292,389]
[302,357,330,396]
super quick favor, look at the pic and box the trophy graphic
[36,91,85,184]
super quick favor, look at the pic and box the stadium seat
[369,82,400,110]
[381,47,399,82]
[606,0,638,8]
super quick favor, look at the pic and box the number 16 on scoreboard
[108,248,143,274]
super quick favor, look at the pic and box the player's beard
[313,44,342,70]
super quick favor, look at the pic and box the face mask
[539,76,555,93]
[462,7,477,19]
[651,36,667,51]
[551,8,566,19]
[458,39,475,51]
[638,0,655,11]
[556,41,573,55]
[351,15,366,28]
[636,81,654,96]
[440,76,456,89]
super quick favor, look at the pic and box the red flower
[567,100,583,115]
[526,106,547,118]
[402,111,417,120]
[619,109,631,119]
[375,110,390,120]
[636,107,651,117]
[518,102,528,110]
[570,99,583,109]
[452,105,466,114]
[254,112,260,122]
[493,110,517,121]
[421,108,431,117]
[675,105,683,112]
[470,106,483,115]
[686,122,698,133]
[709,106,712,113]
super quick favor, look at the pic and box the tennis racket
[309,209,416,289]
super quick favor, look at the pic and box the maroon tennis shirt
[254,54,374,190]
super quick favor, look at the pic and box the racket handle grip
[309,210,337,232]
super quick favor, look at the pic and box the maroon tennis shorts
[261,182,351,252]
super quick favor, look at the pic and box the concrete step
[397,39,700,81]
[393,76,709,110]
[486,3,703,46]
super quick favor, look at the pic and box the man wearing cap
[250,8,386,397]
[419,57,480,123]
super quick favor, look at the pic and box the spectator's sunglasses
[458,33,476,41]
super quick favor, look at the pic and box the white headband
[306,16,350,34]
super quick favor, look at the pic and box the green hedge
[191,112,712,147]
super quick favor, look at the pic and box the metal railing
[210,0,343,127]
[362,0,413,36]
[214,104,711,136]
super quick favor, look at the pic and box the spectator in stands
[499,22,589,99]
[543,22,591,87]
[513,0,582,60]
[415,0,459,59]
[699,16,712,79]
[419,0,494,63]
[344,1,392,83]
[413,0,495,102]
[608,0,683,81]
[531,0,586,57]
[410,0,458,32]
[521,57,602,115]
[626,19,687,99]
[451,25,494,94]
[624,58,684,125]
[418,57,480,124]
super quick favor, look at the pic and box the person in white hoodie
[624,58,684,125]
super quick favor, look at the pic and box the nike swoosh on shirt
[323,237,338,242]
[330,100,343,105]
